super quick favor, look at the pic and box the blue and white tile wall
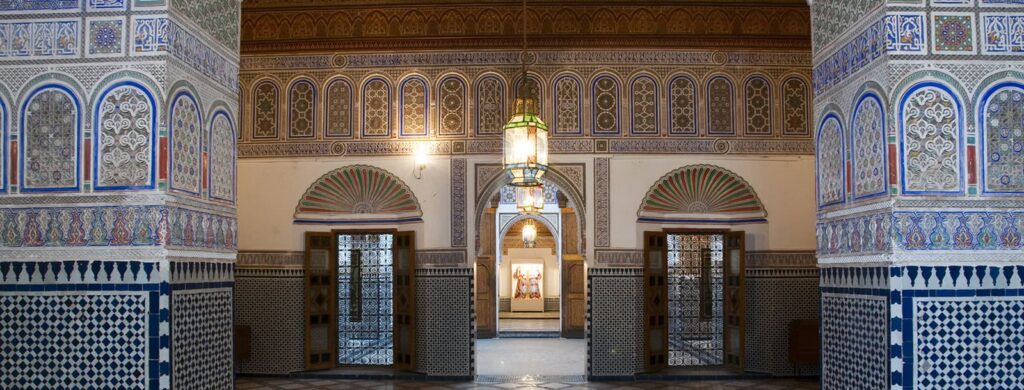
[0,0,239,389]
[812,0,1024,388]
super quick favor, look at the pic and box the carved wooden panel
[561,255,585,338]
[393,231,416,371]
[643,231,669,372]
[723,231,746,371]
[475,256,497,339]
[304,232,337,370]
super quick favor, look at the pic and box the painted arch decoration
[637,164,767,224]
[294,165,423,224]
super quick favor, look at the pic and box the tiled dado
[415,268,474,377]
[820,265,1024,390]
[745,252,819,376]
[587,268,643,378]
[0,259,234,390]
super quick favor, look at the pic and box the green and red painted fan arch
[294,165,423,224]
[637,164,767,223]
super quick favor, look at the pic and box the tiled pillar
[811,1,1024,389]
[0,1,239,389]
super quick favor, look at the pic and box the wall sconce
[413,144,429,179]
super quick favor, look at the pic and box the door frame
[303,228,416,371]
[493,214,562,335]
[642,228,746,372]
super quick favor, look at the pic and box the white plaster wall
[611,154,817,251]
[237,154,816,259]
[237,156,452,251]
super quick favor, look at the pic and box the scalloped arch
[637,164,767,223]
[294,165,422,224]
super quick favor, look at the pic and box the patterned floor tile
[236,378,820,390]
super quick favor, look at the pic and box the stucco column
[811,1,1024,389]
[0,1,240,389]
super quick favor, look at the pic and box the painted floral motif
[744,76,771,136]
[983,86,1024,193]
[669,76,696,135]
[555,76,581,135]
[708,77,734,135]
[592,76,619,135]
[24,89,77,190]
[326,79,351,137]
[852,96,886,198]
[253,81,278,139]
[817,116,843,206]
[362,78,390,137]
[476,77,504,136]
[782,78,809,136]
[401,78,427,136]
[96,85,152,189]
[209,113,234,201]
[639,164,766,217]
[171,95,201,194]
[902,87,960,193]
[438,77,465,136]
[631,76,657,135]
[288,81,315,138]
[294,165,422,222]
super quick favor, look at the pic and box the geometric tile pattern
[170,93,202,195]
[587,270,643,377]
[816,115,844,207]
[22,87,80,191]
[745,274,820,376]
[234,276,305,375]
[209,111,236,201]
[87,18,125,56]
[172,289,234,390]
[851,93,886,199]
[933,13,975,54]
[981,84,1024,194]
[915,297,1024,390]
[821,294,888,390]
[415,269,473,377]
[0,293,149,389]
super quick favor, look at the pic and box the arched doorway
[474,166,586,339]
[474,167,587,378]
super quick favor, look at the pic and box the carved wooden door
[561,255,585,338]
[475,256,497,339]
[643,232,669,372]
[304,232,337,370]
[723,231,746,371]
[392,231,416,371]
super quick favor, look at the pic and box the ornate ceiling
[240,1,811,53]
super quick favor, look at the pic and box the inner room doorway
[303,230,416,373]
[475,183,586,378]
[643,231,745,374]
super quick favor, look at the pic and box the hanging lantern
[503,97,549,186]
[515,184,545,215]
[521,219,537,248]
